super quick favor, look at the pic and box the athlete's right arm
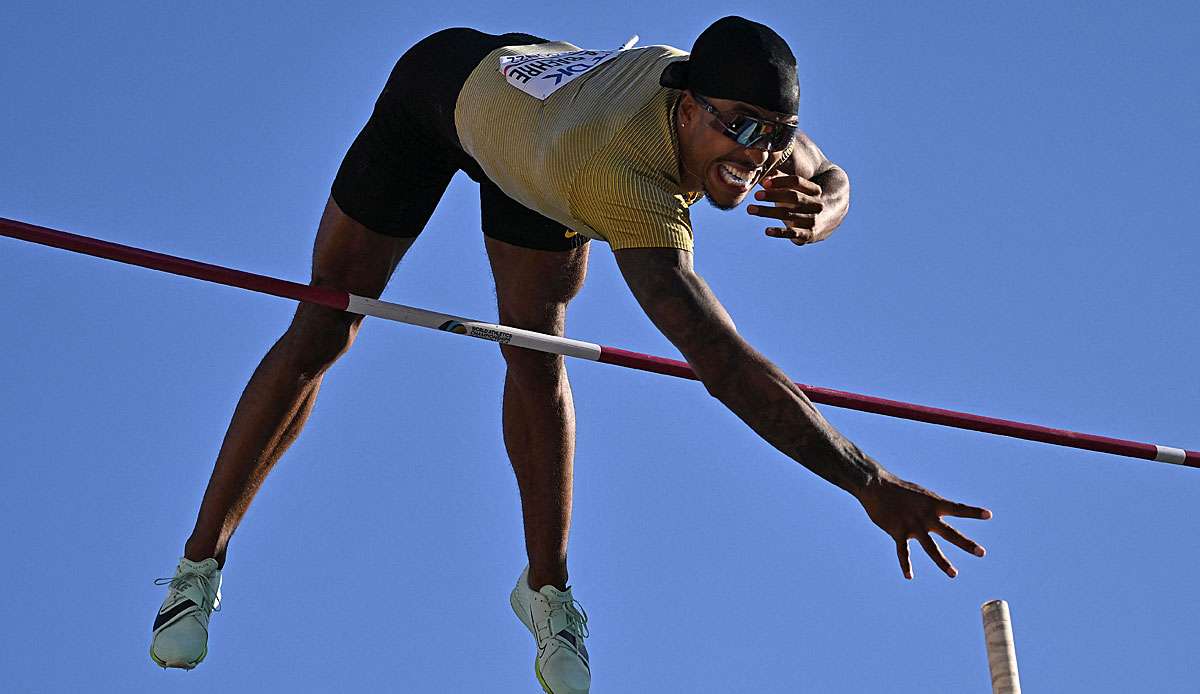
[613,246,992,579]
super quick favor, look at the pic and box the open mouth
[714,162,757,193]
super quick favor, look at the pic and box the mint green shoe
[150,557,221,669]
[510,566,591,694]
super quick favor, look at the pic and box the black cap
[660,16,799,116]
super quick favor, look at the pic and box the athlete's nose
[742,146,770,167]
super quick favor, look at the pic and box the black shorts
[331,28,587,252]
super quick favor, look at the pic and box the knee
[500,343,566,391]
[281,305,362,377]
[495,300,572,390]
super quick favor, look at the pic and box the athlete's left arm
[747,130,850,246]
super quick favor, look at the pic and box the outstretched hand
[856,472,992,579]
[746,174,825,245]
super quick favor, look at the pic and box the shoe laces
[154,571,221,614]
[549,597,589,640]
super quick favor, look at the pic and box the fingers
[895,538,913,580]
[933,521,986,558]
[753,188,823,213]
[898,531,977,581]
[762,174,822,196]
[746,204,817,227]
[749,178,824,243]
[873,480,991,581]
[917,533,957,578]
[942,502,993,520]
[765,226,818,244]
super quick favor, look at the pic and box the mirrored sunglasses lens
[771,125,797,151]
[733,120,760,146]
[719,111,796,151]
[719,115,761,146]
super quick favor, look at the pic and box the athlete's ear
[677,91,698,130]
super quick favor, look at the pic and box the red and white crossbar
[2,216,1196,469]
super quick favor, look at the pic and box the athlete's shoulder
[620,44,688,65]
[642,43,688,57]
[494,40,581,58]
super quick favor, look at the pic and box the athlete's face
[676,92,796,210]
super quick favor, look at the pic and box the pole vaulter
[3,215,1195,469]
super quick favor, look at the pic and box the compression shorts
[331,28,586,252]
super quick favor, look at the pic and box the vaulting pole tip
[981,599,1021,694]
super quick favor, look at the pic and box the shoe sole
[534,660,554,694]
[149,643,206,670]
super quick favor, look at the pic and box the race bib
[500,37,638,100]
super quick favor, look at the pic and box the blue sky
[2,2,1197,692]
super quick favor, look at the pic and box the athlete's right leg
[151,197,419,669]
[179,24,485,565]
[182,197,412,566]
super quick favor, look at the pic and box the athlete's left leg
[484,235,589,594]
[487,233,594,694]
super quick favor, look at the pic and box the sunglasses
[691,92,797,152]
